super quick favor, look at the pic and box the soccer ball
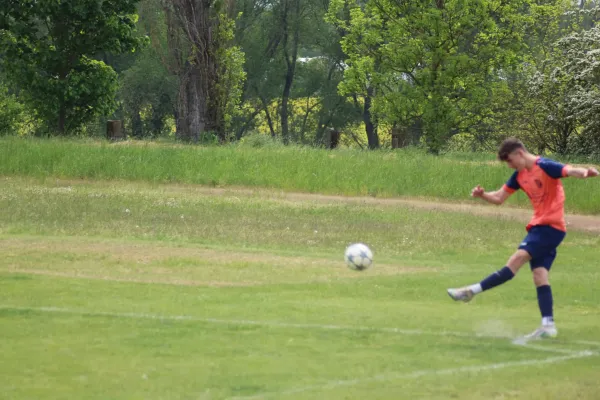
[344,243,373,270]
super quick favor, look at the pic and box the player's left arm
[538,158,599,179]
[565,165,599,179]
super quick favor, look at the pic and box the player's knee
[507,250,531,271]
[532,268,549,286]
[517,249,532,262]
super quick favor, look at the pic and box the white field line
[227,351,596,400]
[0,305,480,337]
[2,305,595,399]
[572,340,600,347]
[0,305,586,354]
[516,343,579,354]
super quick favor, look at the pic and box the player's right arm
[471,171,518,205]
[471,185,512,205]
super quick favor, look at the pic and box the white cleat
[523,325,558,340]
[446,287,474,303]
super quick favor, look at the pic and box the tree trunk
[315,65,340,146]
[280,0,300,144]
[235,108,261,140]
[175,81,189,140]
[58,105,66,134]
[556,123,572,154]
[260,94,277,138]
[363,86,379,149]
[187,64,206,142]
[131,110,143,138]
[281,70,293,144]
[170,0,220,142]
[300,97,317,142]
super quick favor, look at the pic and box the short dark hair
[498,138,526,161]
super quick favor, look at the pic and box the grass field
[1,172,599,399]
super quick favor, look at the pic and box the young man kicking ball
[447,138,598,339]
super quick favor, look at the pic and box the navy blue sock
[537,285,553,322]
[480,266,515,291]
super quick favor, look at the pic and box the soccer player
[447,138,599,339]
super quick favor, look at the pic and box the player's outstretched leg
[447,250,529,302]
[446,265,514,302]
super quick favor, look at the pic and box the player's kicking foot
[524,325,558,340]
[446,287,475,302]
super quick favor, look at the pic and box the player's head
[498,138,528,170]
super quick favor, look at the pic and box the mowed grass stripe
[3,305,581,399]
[227,351,597,400]
[0,235,438,288]
[1,305,597,351]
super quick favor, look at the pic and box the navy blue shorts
[518,225,566,270]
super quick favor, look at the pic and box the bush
[567,132,600,162]
[0,87,26,135]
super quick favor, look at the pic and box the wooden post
[325,128,340,149]
[329,128,340,149]
[106,120,123,141]
[391,126,407,149]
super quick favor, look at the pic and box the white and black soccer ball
[344,243,373,270]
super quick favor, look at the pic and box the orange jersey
[502,157,569,232]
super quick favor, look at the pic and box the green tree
[328,0,537,152]
[560,20,600,156]
[239,0,312,143]
[504,3,599,155]
[0,0,146,134]
[236,0,363,146]
[119,50,177,138]
[325,0,381,148]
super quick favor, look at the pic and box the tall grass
[1,136,599,214]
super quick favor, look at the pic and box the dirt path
[164,185,600,234]
[51,179,600,233]
[289,193,600,233]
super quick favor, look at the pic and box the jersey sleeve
[538,158,569,179]
[502,171,520,193]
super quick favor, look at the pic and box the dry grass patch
[49,178,600,233]
[1,236,434,287]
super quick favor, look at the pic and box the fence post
[325,128,340,149]
[391,126,407,149]
[106,120,123,141]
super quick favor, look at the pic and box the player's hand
[471,185,485,198]
[587,168,599,178]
